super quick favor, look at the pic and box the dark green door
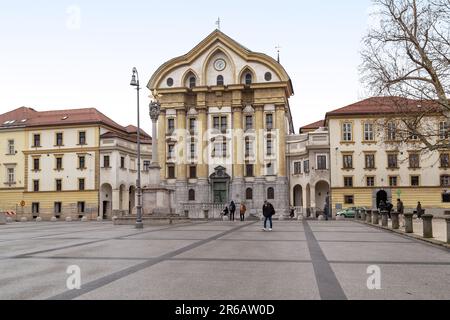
[213,182,228,204]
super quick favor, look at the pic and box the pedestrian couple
[223,201,247,221]
[262,200,275,232]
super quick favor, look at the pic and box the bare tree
[361,0,450,152]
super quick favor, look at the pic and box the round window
[264,72,272,81]
[166,78,174,87]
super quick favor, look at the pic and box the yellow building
[147,30,295,217]
[0,107,151,220]
[326,97,450,217]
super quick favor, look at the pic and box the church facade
[147,30,295,217]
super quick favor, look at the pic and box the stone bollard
[279,215,286,221]
[446,217,450,244]
[366,210,372,223]
[223,216,230,221]
[360,210,366,221]
[35,217,42,222]
[97,216,103,222]
[6,217,13,223]
[391,212,400,230]
[404,213,414,233]
[381,210,389,227]
[422,214,433,239]
[65,217,72,222]
[81,216,88,222]
[297,214,304,221]
[318,215,324,221]
[21,217,28,222]
[51,217,58,222]
[372,210,380,225]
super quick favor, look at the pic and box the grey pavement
[0,220,449,300]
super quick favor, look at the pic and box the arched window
[267,187,275,200]
[188,189,196,201]
[217,75,224,86]
[189,76,196,89]
[246,188,253,200]
[245,73,252,85]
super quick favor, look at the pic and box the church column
[275,104,287,177]
[176,108,187,180]
[254,105,264,178]
[232,106,244,178]
[197,108,208,179]
[158,110,166,180]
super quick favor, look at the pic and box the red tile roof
[101,131,152,144]
[325,97,441,118]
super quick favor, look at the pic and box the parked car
[337,207,366,218]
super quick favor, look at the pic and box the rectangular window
[7,168,15,184]
[245,139,253,157]
[245,164,254,177]
[8,140,14,155]
[189,118,196,133]
[441,175,450,187]
[167,165,175,179]
[411,176,420,186]
[167,145,175,160]
[364,123,374,141]
[33,134,41,147]
[120,156,125,169]
[344,195,354,205]
[77,202,85,214]
[33,158,40,171]
[79,178,85,191]
[443,193,450,203]
[343,155,353,169]
[342,123,352,141]
[366,177,375,187]
[56,157,63,170]
[389,176,398,187]
[317,155,327,170]
[56,133,63,146]
[388,154,398,169]
[439,121,448,140]
[54,202,62,215]
[344,177,353,187]
[267,137,273,156]
[103,155,110,168]
[220,116,227,133]
[33,180,39,192]
[167,118,175,134]
[79,131,86,145]
[213,117,220,131]
[304,160,310,174]
[266,163,274,176]
[440,153,450,168]
[294,162,302,175]
[266,114,273,130]
[409,153,420,169]
[365,154,375,169]
[32,203,39,215]
[387,122,396,141]
[56,179,62,191]
[143,160,151,171]
[189,165,197,179]
[222,142,227,157]
[78,156,86,169]
[245,116,253,131]
[190,143,196,159]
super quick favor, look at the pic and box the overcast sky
[0,0,373,133]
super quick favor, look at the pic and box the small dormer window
[217,75,224,86]
[189,76,196,89]
[245,73,252,85]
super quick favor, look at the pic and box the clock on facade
[214,59,226,71]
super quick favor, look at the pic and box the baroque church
[147,30,295,217]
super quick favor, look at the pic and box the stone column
[366,210,372,223]
[391,212,400,229]
[422,214,433,239]
[157,110,166,180]
[404,213,414,233]
[197,108,208,179]
[254,105,264,177]
[381,210,388,227]
[232,106,244,179]
[372,210,379,225]
[445,217,450,244]
[176,108,187,181]
[275,104,287,177]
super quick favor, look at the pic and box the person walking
[324,197,330,221]
[262,200,275,231]
[386,201,393,219]
[416,202,423,220]
[240,203,247,221]
[397,199,405,227]
[229,201,236,222]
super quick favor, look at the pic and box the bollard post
[446,217,450,244]
[381,210,389,227]
[360,210,366,221]
[422,214,433,239]
[404,213,414,233]
[391,212,399,230]
[366,210,372,223]
[372,210,379,225]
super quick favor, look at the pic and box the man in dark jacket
[229,201,236,222]
[262,201,275,231]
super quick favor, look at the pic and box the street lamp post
[130,67,143,229]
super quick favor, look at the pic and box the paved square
[0,220,449,300]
